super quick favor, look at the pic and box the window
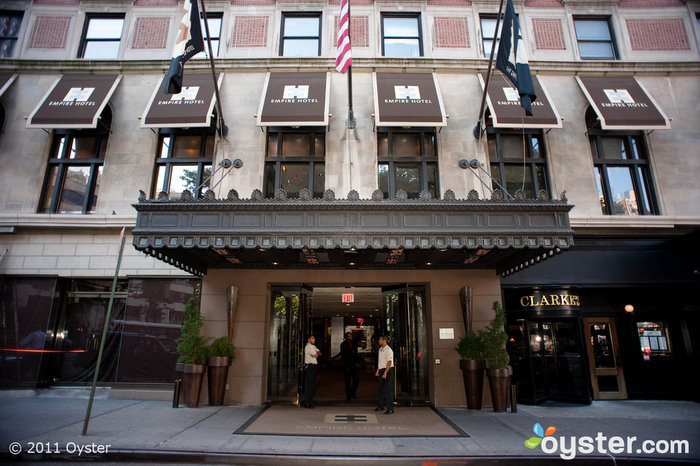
[78,15,124,59]
[39,108,111,214]
[637,321,671,360]
[0,11,22,58]
[377,129,438,199]
[152,126,215,200]
[194,12,222,59]
[280,13,321,57]
[264,128,325,198]
[574,17,616,59]
[487,127,550,199]
[587,108,657,216]
[382,14,422,57]
[480,15,503,57]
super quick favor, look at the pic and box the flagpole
[199,0,227,137]
[82,227,126,436]
[473,0,506,140]
[346,0,355,129]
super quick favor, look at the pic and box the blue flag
[495,0,536,116]
[166,0,205,95]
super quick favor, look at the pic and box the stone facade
[0,0,699,405]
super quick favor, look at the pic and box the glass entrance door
[267,285,311,404]
[517,318,590,404]
[381,285,429,405]
[583,317,628,399]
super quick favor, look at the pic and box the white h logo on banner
[394,85,421,100]
[63,87,95,102]
[171,86,200,101]
[604,89,635,104]
[503,87,520,102]
[283,85,309,99]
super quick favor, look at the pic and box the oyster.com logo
[524,422,556,449]
[523,421,690,460]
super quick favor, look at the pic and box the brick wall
[133,0,177,6]
[618,0,683,7]
[232,16,269,47]
[333,16,369,48]
[32,0,79,5]
[434,17,470,48]
[329,0,373,5]
[532,18,566,50]
[132,17,170,49]
[626,18,690,51]
[427,0,471,6]
[230,0,275,5]
[524,0,563,7]
[29,16,71,49]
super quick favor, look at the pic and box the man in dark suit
[340,332,359,401]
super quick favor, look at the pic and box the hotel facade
[0,0,698,407]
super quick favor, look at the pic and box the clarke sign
[510,288,581,312]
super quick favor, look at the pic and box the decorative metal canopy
[132,188,574,277]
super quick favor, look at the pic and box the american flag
[335,0,352,73]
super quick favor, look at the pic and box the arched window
[151,118,215,200]
[486,116,550,200]
[586,107,657,216]
[377,128,438,199]
[38,106,111,214]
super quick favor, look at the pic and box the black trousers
[303,364,317,407]
[377,368,394,410]
[343,363,359,399]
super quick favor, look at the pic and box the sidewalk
[0,389,698,464]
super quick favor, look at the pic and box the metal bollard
[510,384,518,413]
[173,379,181,408]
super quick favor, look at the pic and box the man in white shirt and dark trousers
[375,335,394,415]
[303,335,321,409]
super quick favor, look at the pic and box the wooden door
[583,317,628,399]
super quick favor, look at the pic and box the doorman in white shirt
[303,335,321,409]
[375,335,394,414]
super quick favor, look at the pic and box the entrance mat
[234,405,468,437]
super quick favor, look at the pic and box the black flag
[495,0,536,116]
[166,0,205,95]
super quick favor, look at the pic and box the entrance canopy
[132,189,574,276]
[27,74,121,129]
[0,73,17,97]
[576,76,670,130]
[141,73,223,128]
[373,72,447,127]
[257,72,330,126]
[480,74,562,129]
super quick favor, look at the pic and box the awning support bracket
[459,158,513,199]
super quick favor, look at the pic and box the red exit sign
[342,293,354,303]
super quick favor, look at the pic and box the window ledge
[570,215,700,230]
[0,213,136,230]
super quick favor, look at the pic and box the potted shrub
[481,301,511,412]
[206,336,235,406]
[456,331,486,410]
[176,298,210,408]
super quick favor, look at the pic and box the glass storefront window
[589,323,616,369]
[0,277,57,387]
[637,321,671,360]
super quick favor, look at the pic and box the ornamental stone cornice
[2,58,699,75]
[132,189,575,276]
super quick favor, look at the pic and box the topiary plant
[177,297,210,365]
[479,301,510,369]
[456,331,485,360]
[207,336,235,359]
